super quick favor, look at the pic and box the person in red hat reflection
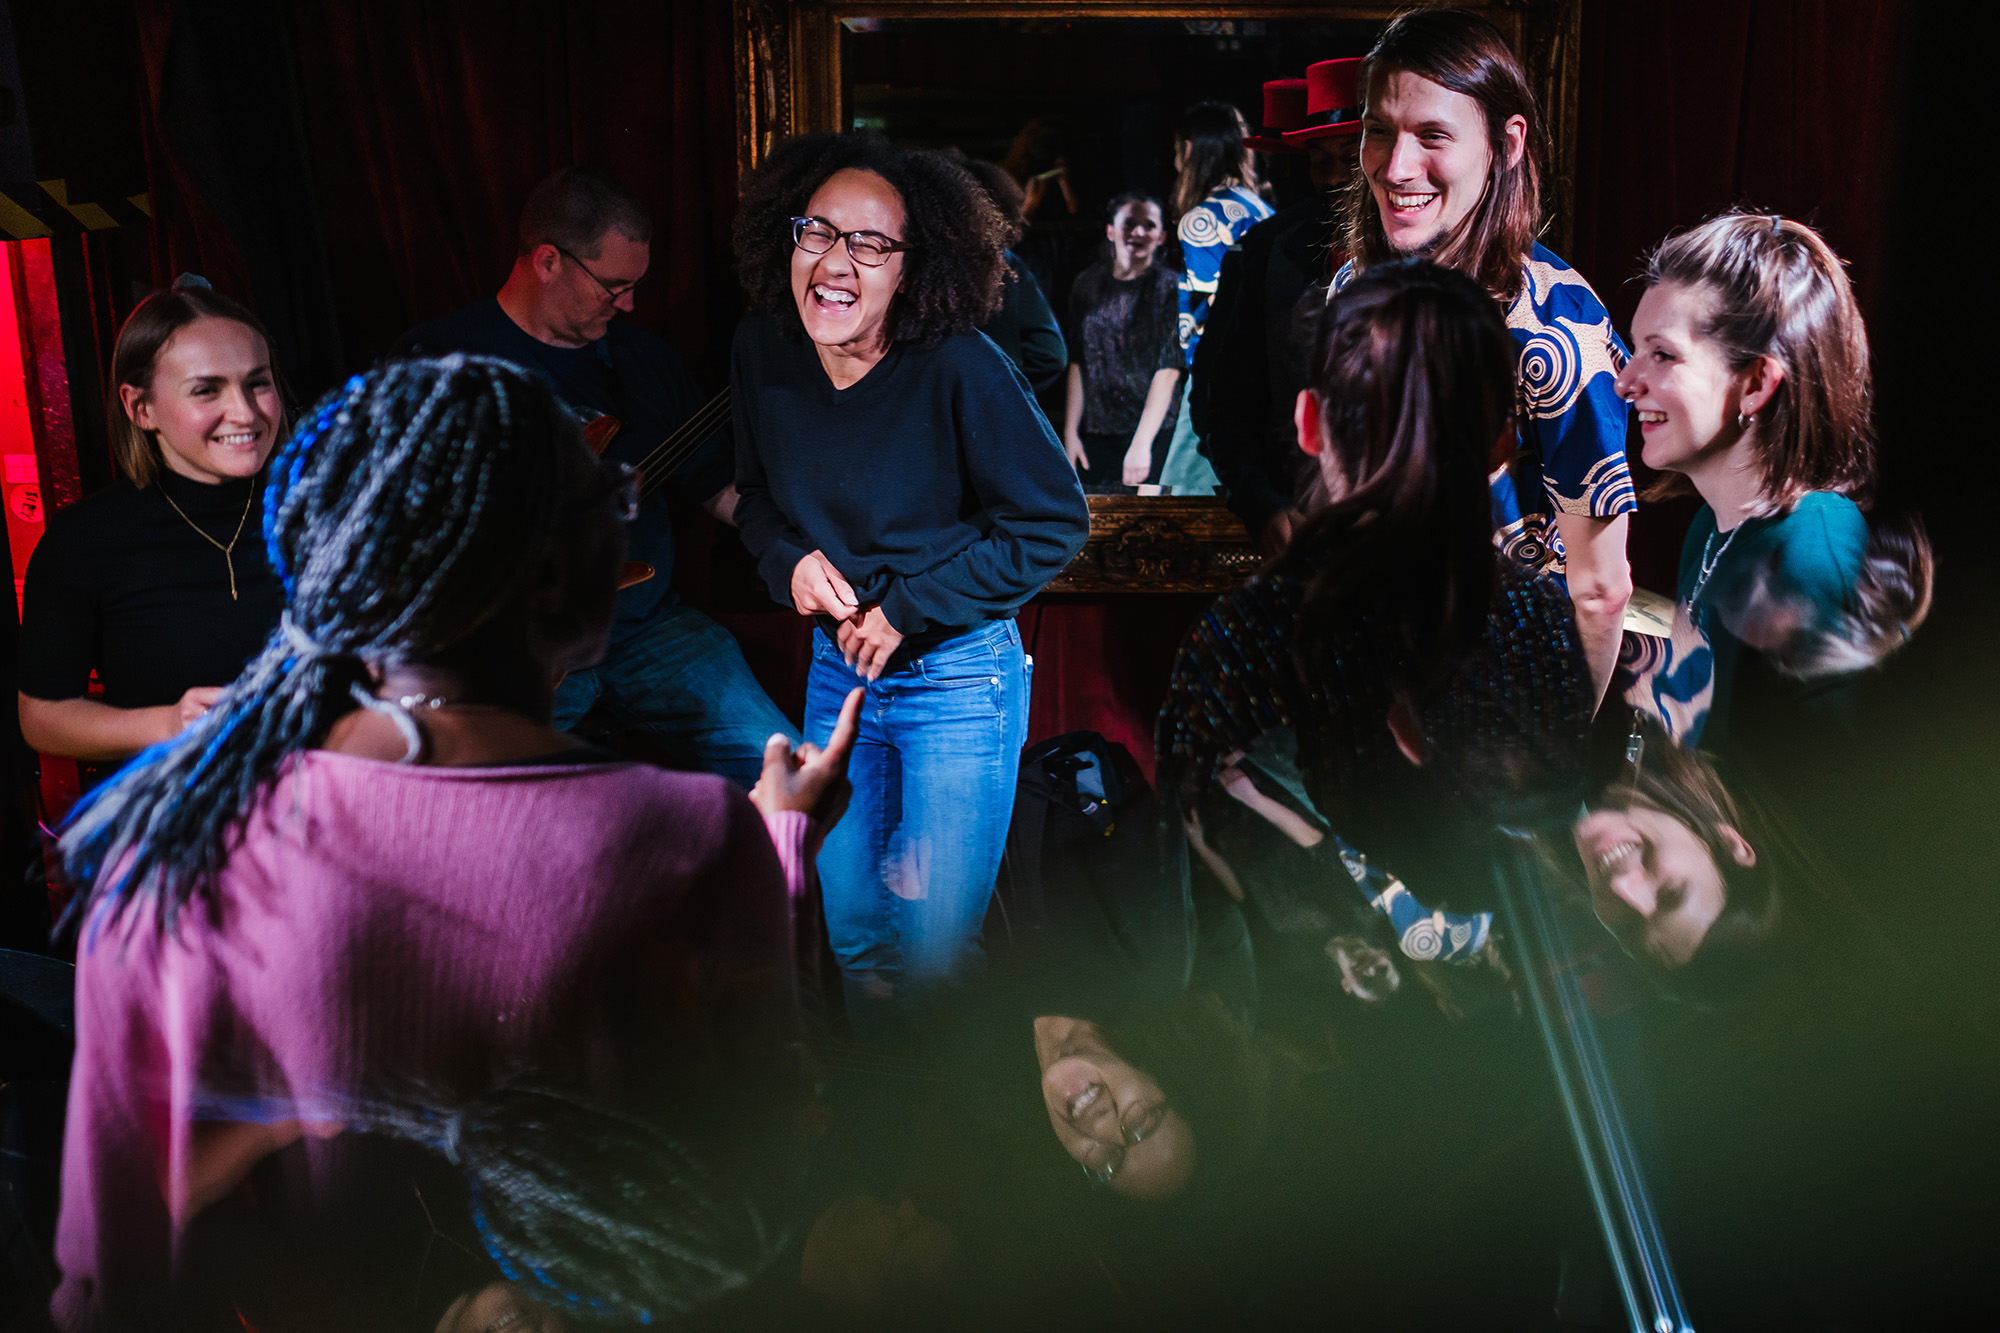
[1195,61,1364,555]
[1332,8,1635,707]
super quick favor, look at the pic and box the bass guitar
[580,387,734,589]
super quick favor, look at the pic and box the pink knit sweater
[53,751,812,1330]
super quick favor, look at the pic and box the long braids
[340,1084,784,1325]
[62,355,572,940]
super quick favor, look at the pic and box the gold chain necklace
[160,482,254,600]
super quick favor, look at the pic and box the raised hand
[750,686,863,845]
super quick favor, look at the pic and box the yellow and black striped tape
[0,181,152,240]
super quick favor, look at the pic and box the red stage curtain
[1572,0,1905,594]
[1573,0,1901,330]
[285,0,742,380]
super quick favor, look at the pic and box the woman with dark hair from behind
[18,279,287,764]
[1614,210,1932,753]
[1158,259,1594,1002]
[731,132,1089,1030]
[1156,100,1274,495]
[51,355,858,1329]
[1061,191,1182,488]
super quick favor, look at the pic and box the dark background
[4,1,1995,1324]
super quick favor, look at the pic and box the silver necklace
[1688,524,1740,607]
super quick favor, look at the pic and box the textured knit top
[53,752,811,1330]
[1066,259,1185,439]
[1157,557,1594,850]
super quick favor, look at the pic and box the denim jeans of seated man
[553,599,800,789]
[806,619,1031,1031]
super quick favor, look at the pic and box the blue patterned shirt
[1179,183,1274,360]
[1333,244,1637,580]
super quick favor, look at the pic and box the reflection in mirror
[845,16,1383,501]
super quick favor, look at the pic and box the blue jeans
[555,600,798,789]
[806,619,1031,1018]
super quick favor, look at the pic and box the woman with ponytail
[1156,260,1593,987]
[50,356,858,1330]
[1614,211,1932,751]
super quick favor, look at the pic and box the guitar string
[624,388,733,500]
[632,396,731,498]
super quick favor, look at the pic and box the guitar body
[583,415,622,456]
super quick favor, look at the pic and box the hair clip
[172,273,212,292]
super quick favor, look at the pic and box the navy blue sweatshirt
[731,310,1089,651]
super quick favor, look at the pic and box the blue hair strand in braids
[60,355,573,940]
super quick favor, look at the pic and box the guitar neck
[630,387,733,502]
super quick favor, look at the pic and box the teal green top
[1673,491,1868,745]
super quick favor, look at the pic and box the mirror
[733,2,1580,592]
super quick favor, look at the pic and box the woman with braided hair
[50,355,860,1330]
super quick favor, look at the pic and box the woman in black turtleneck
[18,282,286,762]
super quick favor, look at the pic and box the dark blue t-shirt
[393,298,732,628]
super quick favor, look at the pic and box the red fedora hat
[1243,78,1308,153]
[1284,57,1363,142]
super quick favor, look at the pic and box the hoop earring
[1736,411,1756,431]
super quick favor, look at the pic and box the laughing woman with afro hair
[731,132,1090,1032]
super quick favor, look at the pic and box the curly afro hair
[733,132,1009,348]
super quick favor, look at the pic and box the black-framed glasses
[554,244,644,300]
[790,216,915,267]
[1078,1099,1171,1186]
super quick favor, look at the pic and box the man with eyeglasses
[395,167,798,787]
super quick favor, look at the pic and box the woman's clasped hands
[790,549,904,681]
